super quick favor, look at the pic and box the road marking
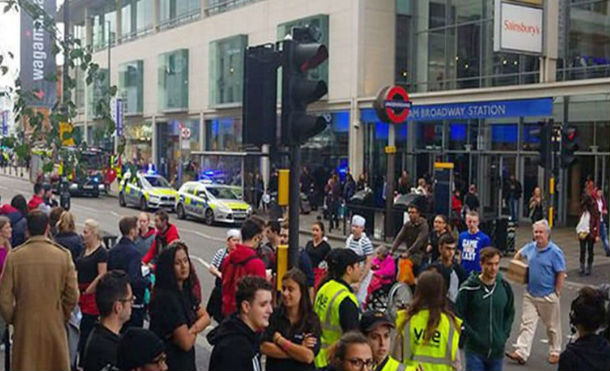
[180,228,225,243]
[191,254,212,270]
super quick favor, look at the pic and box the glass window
[89,6,116,50]
[160,0,201,28]
[417,122,443,150]
[121,1,132,38]
[206,117,242,151]
[559,0,610,80]
[119,60,144,114]
[75,68,85,111]
[88,68,109,117]
[158,49,189,111]
[491,123,518,151]
[209,35,247,105]
[302,111,351,180]
[277,15,330,88]
[137,0,154,33]
[449,122,467,150]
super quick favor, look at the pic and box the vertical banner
[20,0,58,107]
[116,98,124,137]
[2,110,8,136]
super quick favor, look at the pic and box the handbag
[576,211,591,240]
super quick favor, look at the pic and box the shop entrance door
[478,154,518,219]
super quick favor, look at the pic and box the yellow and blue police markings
[176,181,252,224]
[119,172,177,210]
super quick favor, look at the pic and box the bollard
[276,244,288,291]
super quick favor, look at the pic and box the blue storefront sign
[2,110,8,136]
[407,98,553,122]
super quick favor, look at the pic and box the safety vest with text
[393,309,461,371]
[313,279,359,369]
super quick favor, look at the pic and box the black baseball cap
[327,248,366,273]
[360,310,395,333]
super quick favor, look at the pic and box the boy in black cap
[117,328,167,371]
[313,248,365,369]
[360,311,407,371]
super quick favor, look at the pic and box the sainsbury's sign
[494,0,543,55]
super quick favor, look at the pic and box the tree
[0,0,120,178]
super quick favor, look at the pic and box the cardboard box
[506,259,528,284]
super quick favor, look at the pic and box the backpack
[221,255,258,316]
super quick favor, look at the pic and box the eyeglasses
[119,295,136,304]
[346,358,374,371]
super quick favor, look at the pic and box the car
[118,172,177,211]
[175,181,253,225]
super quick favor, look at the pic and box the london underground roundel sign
[374,85,412,124]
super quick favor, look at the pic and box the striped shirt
[211,248,229,269]
[345,233,374,257]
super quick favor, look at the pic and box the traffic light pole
[288,144,301,269]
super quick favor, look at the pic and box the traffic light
[531,121,552,169]
[243,44,280,146]
[560,126,579,168]
[281,27,329,146]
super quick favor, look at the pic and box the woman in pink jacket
[367,246,396,300]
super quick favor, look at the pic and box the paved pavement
[1,168,609,371]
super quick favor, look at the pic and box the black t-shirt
[82,323,120,371]
[149,288,197,371]
[305,240,331,268]
[77,246,108,284]
[262,309,321,371]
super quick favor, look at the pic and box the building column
[349,100,363,177]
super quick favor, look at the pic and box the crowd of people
[0,179,609,371]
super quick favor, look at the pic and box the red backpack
[221,255,258,316]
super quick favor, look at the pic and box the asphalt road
[0,174,606,371]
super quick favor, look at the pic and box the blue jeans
[465,352,504,371]
[508,197,519,222]
[600,220,610,254]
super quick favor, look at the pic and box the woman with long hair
[393,271,462,371]
[149,240,210,371]
[427,214,452,264]
[576,195,600,276]
[327,331,374,371]
[261,268,321,370]
[75,219,107,364]
[528,186,545,223]
[305,221,331,289]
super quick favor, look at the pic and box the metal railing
[204,0,263,16]
[158,8,202,31]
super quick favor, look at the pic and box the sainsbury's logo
[503,20,541,36]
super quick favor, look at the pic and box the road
[0,174,606,371]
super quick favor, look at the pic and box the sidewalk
[297,209,610,279]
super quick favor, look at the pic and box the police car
[118,172,178,211]
[175,181,252,225]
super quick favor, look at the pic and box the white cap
[351,215,366,227]
[226,229,241,240]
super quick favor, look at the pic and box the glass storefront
[209,35,247,106]
[206,116,242,151]
[124,119,153,167]
[156,118,201,183]
[158,49,189,111]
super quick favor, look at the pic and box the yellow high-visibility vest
[393,309,461,371]
[313,279,358,369]
[378,356,407,371]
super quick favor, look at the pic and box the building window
[277,14,329,88]
[401,0,540,92]
[121,0,153,41]
[209,35,247,106]
[159,0,201,29]
[206,117,243,151]
[558,0,610,80]
[90,5,117,51]
[88,68,109,117]
[158,49,189,111]
[75,68,85,112]
[119,60,144,114]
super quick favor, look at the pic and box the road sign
[374,85,412,124]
